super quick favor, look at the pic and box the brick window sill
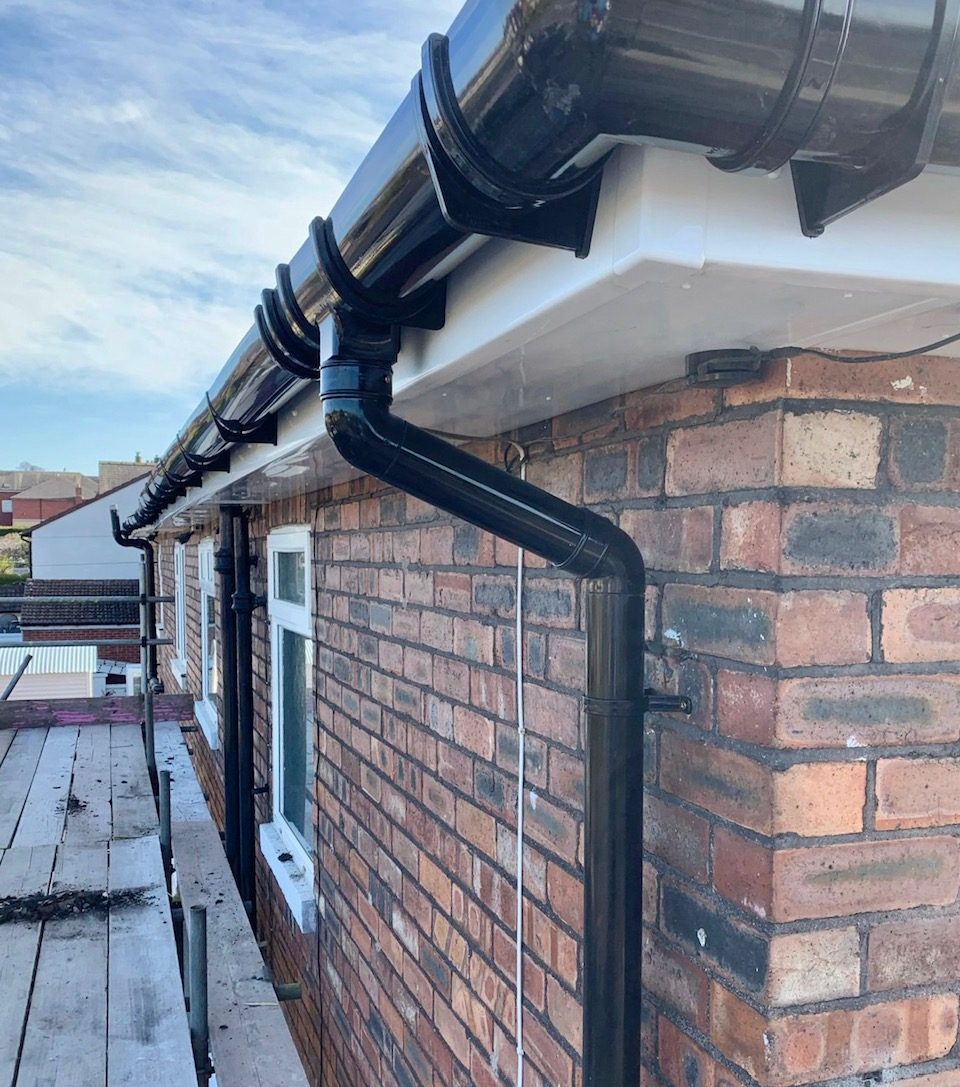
[259,822,317,934]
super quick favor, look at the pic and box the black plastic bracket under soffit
[310,215,446,331]
[415,34,604,259]
[791,0,960,236]
[176,433,232,476]
[206,395,278,446]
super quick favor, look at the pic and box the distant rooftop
[0,586,21,615]
[99,457,156,492]
[0,470,95,495]
[20,579,139,627]
[13,476,98,501]
[30,472,150,533]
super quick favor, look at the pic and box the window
[2,499,12,513]
[195,538,219,748]
[156,542,165,631]
[260,525,316,931]
[172,541,187,686]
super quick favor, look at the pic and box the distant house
[20,579,140,669]
[30,475,149,580]
[0,645,97,700]
[11,475,98,527]
[0,469,94,528]
[98,456,155,492]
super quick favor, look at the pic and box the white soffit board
[157,145,960,522]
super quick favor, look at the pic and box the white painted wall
[31,477,146,580]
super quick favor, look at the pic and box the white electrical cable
[512,449,528,1087]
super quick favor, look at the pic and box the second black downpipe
[216,508,241,877]
[233,509,258,918]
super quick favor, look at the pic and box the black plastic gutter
[127,0,960,532]
[319,352,689,1087]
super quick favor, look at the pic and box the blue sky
[0,0,462,474]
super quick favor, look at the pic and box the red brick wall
[159,349,960,1087]
[22,625,140,663]
[644,353,960,1087]
[12,496,82,523]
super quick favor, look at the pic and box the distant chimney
[75,483,82,501]
[135,452,142,464]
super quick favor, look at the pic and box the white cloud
[0,0,463,407]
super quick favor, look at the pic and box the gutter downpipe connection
[111,507,160,778]
[216,508,241,879]
[232,508,259,917]
[319,353,690,1086]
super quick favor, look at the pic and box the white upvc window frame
[170,541,187,686]
[194,537,219,749]
[261,524,316,931]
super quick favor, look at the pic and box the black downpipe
[320,357,687,1087]
[216,508,241,878]
[232,509,258,916]
[110,508,158,683]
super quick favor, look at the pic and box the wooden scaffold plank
[107,836,197,1087]
[0,846,57,1087]
[110,725,157,840]
[13,726,80,849]
[64,724,113,845]
[15,843,108,1087]
[174,819,310,1087]
[0,730,47,850]
[155,722,209,823]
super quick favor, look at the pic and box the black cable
[763,328,960,364]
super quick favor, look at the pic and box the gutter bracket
[311,216,447,331]
[415,34,604,258]
[256,296,322,380]
[177,434,232,476]
[791,0,960,236]
[206,395,278,447]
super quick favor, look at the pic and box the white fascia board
[154,145,960,526]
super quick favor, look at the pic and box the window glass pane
[204,591,218,699]
[175,546,186,656]
[275,550,306,605]
[280,627,312,843]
